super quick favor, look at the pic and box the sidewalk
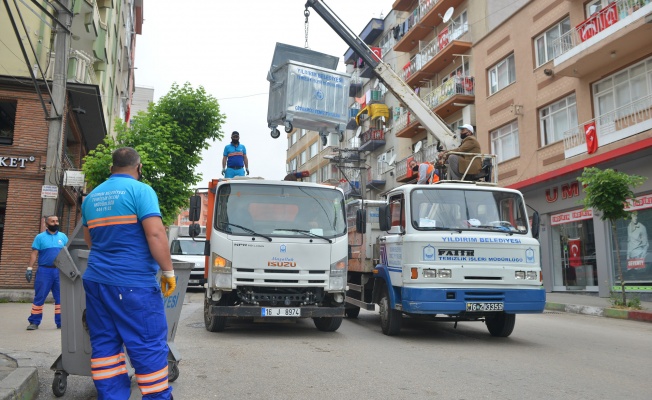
[1,290,651,400]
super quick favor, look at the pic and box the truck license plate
[466,302,504,312]
[261,308,301,317]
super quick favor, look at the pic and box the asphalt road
[11,290,652,400]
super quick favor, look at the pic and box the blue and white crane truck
[306,0,546,336]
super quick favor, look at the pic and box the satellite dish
[388,154,396,166]
[355,126,362,137]
[442,7,454,23]
[414,141,422,153]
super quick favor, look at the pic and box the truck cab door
[380,194,405,269]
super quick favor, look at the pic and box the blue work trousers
[83,280,172,400]
[225,167,245,178]
[28,267,60,326]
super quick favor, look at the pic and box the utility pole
[42,0,72,218]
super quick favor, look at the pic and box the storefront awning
[355,103,389,126]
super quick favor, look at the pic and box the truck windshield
[215,184,347,238]
[170,239,204,255]
[410,188,529,234]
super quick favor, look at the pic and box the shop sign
[550,208,593,226]
[545,181,580,203]
[64,170,85,187]
[0,155,35,168]
[624,194,652,212]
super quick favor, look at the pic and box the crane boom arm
[305,0,459,150]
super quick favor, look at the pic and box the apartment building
[0,0,143,289]
[472,0,652,297]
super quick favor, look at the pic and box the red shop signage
[551,208,593,226]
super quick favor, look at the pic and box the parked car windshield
[170,239,204,255]
[215,183,347,238]
[410,188,529,234]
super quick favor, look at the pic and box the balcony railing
[563,93,652,157]
[552,0,651,60]
[394,109,412,132]
[423,76,475,109]
[398,23,469,82]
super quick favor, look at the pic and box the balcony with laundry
[551,0,652,78]
[358,128,386,152]
[563,93,652,158]
[423,74,475,118]
[392,0,465,53]
[344,18,385,80]
[398,23,471,88]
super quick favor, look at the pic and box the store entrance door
[551,210,598,291]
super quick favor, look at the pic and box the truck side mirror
[355,209,366,234]
[378,205,391,232]
[188,223,201,238]
[531,211,540,239]
[189,195,201,222]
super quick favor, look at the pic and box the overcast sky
[135,0,394,188]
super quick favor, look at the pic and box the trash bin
[50,223,193,397]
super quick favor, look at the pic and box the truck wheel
[485,313,515,337]
[313,316,343,332]
[379,287,402,336]
[345,306,360,319]
[204,297,227,332]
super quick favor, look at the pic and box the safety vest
[422,162,439,184]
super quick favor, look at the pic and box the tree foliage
[82,83,225,226]
[577,167,646,304]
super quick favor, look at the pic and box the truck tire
[379,287,402,336]
[313,316,343,332]
[204,297,227,332]
[485,312,515,337]
[345,306,360,319]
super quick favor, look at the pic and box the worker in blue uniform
[221,131,249,178]
[81,147,176,400]
[25,215,68,330]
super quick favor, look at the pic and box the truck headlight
[329,257,347,290]
[515,271,525,279]
[211,252,232,289]
[526,271,538,280]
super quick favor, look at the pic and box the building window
[488,54,516,95]
[287,157,297,172]
[309,141,318,158]
[378,148,395,174]
[291,132,297,146]
[539,93,577,146]
[0,101,17,145]
[300,150,307,165]
[0,181,6,258]
[301,129,307,137]
[449,10,468,40]
[490,121,519,162]
[449,119,464,131]
[535,17,571,67]
[593,56,652,122]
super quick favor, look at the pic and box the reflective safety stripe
[54,305,61,314]
[91,353,126,368]
[139,380,169,395]
[87,215,137,229]
[91,364,129,380]
[227,151,244,157]
[135,365,168,383]
[30,305,43,314]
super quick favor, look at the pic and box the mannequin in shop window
[627,212,648,269]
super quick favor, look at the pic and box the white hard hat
[459,124,474,134]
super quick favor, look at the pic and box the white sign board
[64,170,85,187]
[41,185,58,199]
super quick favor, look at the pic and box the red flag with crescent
[584,122,598,154]
[569,238,582,267]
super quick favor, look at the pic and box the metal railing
[551,0,651,59]
[360,128,385,146]
[423,76,475,108]
[563,93,652,153]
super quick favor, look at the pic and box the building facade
[0,0,144,289]
[286,0,652,298]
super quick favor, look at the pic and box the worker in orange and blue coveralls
[81,147,176,400]
[221,131,249,178]
[25,215,68,330]
[409,159,440,184]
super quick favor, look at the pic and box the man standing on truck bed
[81,147,176,400]
[438,124,481,180]
[222,131,249,178]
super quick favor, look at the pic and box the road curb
[0,367,39,400]
[546,302,652,323]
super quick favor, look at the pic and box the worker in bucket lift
[438,124,481,180]
[81,147,176,400]
[222,131,249,178]
[409,159,440,184]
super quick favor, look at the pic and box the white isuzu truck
[188,177,348,332]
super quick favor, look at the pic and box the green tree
[577,167,646,305]
[83,83,225,226]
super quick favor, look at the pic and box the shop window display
[611,207,652,285]
[551,210,597,288]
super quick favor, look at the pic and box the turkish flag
[438,27,450,49]
[600,3,619,30]
[568,238,582,267]
[584,122,598,154]
[371,47,382,62]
